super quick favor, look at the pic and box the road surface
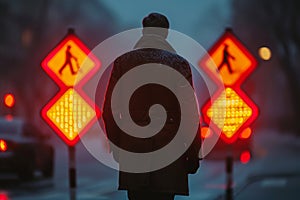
[1,128,300,200]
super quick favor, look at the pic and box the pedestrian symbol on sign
[200,29,257,86]
[59,45,79,75]
[218,44,236,74]
[41,32,98,87]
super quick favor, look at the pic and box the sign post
[69,146,76,200]
[41,28,101,200]
[225,155,233,200]
[200,28,259,199]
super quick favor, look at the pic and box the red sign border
[41,32,101,89]
[201,86,259,144]
[199,29,258,87]
[41,88,101,146]
[41,31,101,146]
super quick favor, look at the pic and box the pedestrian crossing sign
[41,33,100,88]
[199,29,257,86]
[41,30,101,146]
[200,28,259,144]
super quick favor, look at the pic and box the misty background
[0,0,298,138]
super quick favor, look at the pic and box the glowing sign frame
[202,86,259,144]
[41,33,100,89]
[200,29,259,144]
[200,29,258,87]
[41,88,101,146]
[41,30,101,146]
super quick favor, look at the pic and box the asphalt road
[1,128,300,200]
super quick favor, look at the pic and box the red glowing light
[240,151,251,164]
[5,115,13,121]
[0,193,9,200]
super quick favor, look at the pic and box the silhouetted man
[59,45,78,75]
[102,13,201,200]
[218,44,235,73]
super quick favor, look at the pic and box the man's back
[102,48,200,195]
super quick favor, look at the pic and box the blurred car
[0,117,54,179]
[201,125,253,162]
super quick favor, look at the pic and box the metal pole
[225,153,233,200]
[68,146,76,200]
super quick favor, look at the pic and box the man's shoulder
[114,48,189,68]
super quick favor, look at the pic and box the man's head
[142,13,169,29]
[142,13,169,38]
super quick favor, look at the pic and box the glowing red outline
[200,29,259,144]
[41,31,101,146]
[202,86,259,144]
[41,89,101,146]
[199,29,258,87]
[41,33,101,89]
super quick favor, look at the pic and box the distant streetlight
[4,93,15,108]
[21,29,33,47]
[258,46,272,61]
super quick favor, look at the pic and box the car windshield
[0,120,22,135]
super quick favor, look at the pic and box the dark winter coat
[102,39,201,195]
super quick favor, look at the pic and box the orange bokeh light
[240,127,252,139]
[201,127,212,139]
[0,139,7,152]
[258,46,272,61]
[4,94,15,108]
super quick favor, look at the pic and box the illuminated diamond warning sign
[200,29,259,144]
[202,87,259,144]
[41,30,101,146]
[43,88,98,146]
[200,30,257,86]
[206,88,252,139]
[41,34,100,88]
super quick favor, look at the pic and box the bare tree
[232,0,300,132]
